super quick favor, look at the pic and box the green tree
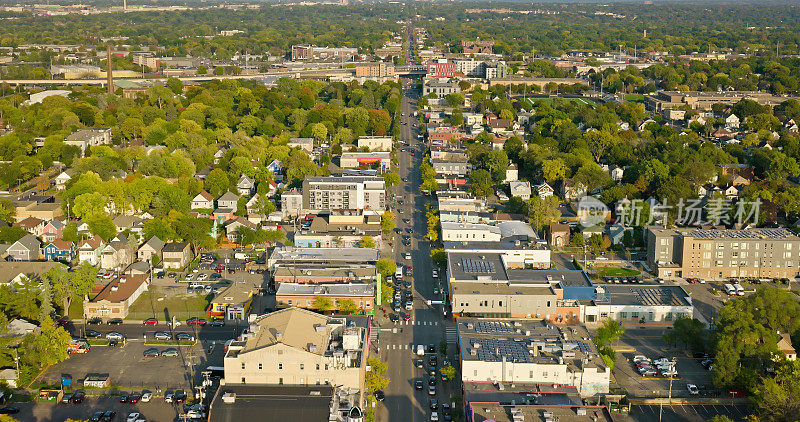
[440,365,456,380]
[750,361,800,422]
[365,358,390,392]
[527,196,562,232]
[312,296,333,313]
[570,233,584,248]
[360,236,376,248]
[338,299,358,315]
[542,158,568,184]
[672,316,708,351]
[469,169,494,197]
[430,249,447,267]
[381,211,396,235]
[383,172,401,188]
[426,210,440,242]
[376,259,397,278]
[205,169,230,198]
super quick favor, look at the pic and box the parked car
[105,332,124,340]
[71,391,85,403]
[87,317,103,325]
[162,348,180,357]
[143,348,161,357]
[107,318,123,325]
[187,317,207,326]
[154,332,171,340]
[129,393,141,404]
[0,406,19,414]
[85,330,102,338]
[119,394,129,403]
[687,384,700,395]
[176,332,195,342]
[209,319,225,327]
[142,318,158,326]
[140,392,152,402]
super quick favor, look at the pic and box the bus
[723,284,736,295]
[733,283,745,296]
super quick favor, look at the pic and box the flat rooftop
[470,403,612,422]
[269,247,379,264]
[649,227,800,241]
[448,252,589,287]
[595,285,692,307]
[276,283,374,297]
[457,318,605,369]
[209,384,335,422]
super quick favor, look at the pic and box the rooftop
[470,403,612,422]
[89,273,148,304]
[594,285,692,307]
[269,246,379,265]
[208,384,335,422]
[276,283,374,297]
[458,318,605,368]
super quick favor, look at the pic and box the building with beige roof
[223,308,370,403]
[83,273,149,320]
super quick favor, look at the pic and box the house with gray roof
[7,234,41,261]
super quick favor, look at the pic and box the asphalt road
[377,26,457,421]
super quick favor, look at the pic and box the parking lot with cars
[612,329,715,398]
[627,403,749,422]
[11,392,210,421]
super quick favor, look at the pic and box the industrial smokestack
[123,0,127,11]
[106,45,113,95]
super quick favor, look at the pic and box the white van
[395,265,403,278]
[416,344,425,356]
[723,284,736,295]
[733,283,745,296]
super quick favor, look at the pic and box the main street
[376,20,456,422]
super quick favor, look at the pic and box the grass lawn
[126,290,211,321]
[68,298,84,319]
[598,267,640,277]
[624,94,645,102]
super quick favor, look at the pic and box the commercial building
[646,227,800,280]
[339,152,391,172]
[268,246,379,272]
[302,176,386,214]
[276,283,374,312]
[356,136,392,152]
[458,318,610,396]
[223,308,369,397]
[581,285,694,327]
[644,91,797,112]
[280,189,303,219]
[464,383,613,421]
[291,44,358,61]
[432,157,470,176]
[83,273,149,320]
[423,78,460,97]
[462,39,494,55]
[272,267,378,285]
[455,59,485,78]
[208,385,363,422]
[208,284,254,320]
[426,59,456,78]
[438,196,487,213]
[483,61,508,80]
[354,62,395,78]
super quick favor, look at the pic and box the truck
[234,252,249,260]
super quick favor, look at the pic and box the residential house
[64,128,112,156]
[224,217,258,243]
[504,164,518,183]
[786,119,799,134]
[54,172,71,191]
[535,182,554,199]
[7,234,41,261]
[509,181,532,201]
[609,166,624,183]
[267,160,283,175]
[281,189,303,219]
[42,219,65,242]
[724,185,739,200]
[101,235,132,271]
[561,179,587,201]
[730,174,751,187]
[113,215,144,236]
[162,242,192,269]
[217,192,240,212]
[237,175,256,196]
[191,191,215,210]
[548,223,570,248]
[607,223,629,245]
[83,273,149,320]
[777,333,797,361]
[15,217,45,237]
[0,261,64,286]
[712,127,734,142]
[43,240,75,261]
[724,114,740,129]
[137,236,165,263]
[77,236,104,266]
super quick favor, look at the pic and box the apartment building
[426,59,456,78]
[461,39,494,55]
[454,59,485,78]
[275,283,374,312]
[646,227,800,280]
[291,45,357,61]
[302,176,386,213]
[64,128,112,155]
[354,62,395,78]
[458,318,610,397]
[356,136,392,152]
[644,91,797,112]
[223,308,369,394]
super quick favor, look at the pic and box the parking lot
[611,328,715,398]
[12,396,197,422]
[40,336,223,392]
[627,403,749,421]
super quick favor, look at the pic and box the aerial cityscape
[0,0,798,421]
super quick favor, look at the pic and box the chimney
[106,45,114,96]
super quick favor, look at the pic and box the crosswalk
[445,326,458,344]
[391,320,438,326]
[385,344,412,350]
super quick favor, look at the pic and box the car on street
[428,344,436,353]
[430,399,438,410]
[85,330,102,338]
[154,331,172,340]
[374,391,385,401]
[105,332,124,340]
[415,380,424,390]
[87,317,103,325]
[389,314,399,323]
[432,270,438,278]
[0,406,19,414]
[143,348,161,357]
[187,317,207,326]
[162,348,180,357]
[687,384,700,395]
[127,413,142,422]
[107,318,123,325]
[428,376,436,386]
[431,412,439,422]
[142,318,158,325]
[176,332,195,341]
[428,385,436,395]
[404,252,412,260]
[415,359,424,368]
[141,392,152,402]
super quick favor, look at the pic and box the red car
[129,394,141,404]
[403,313,411,321]
[142,318,158,326]
[187,318,207,326]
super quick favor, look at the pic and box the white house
[535,182,554,199]
[192,191,215,210]
[509,181,532,201]
[725,114,740,129]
